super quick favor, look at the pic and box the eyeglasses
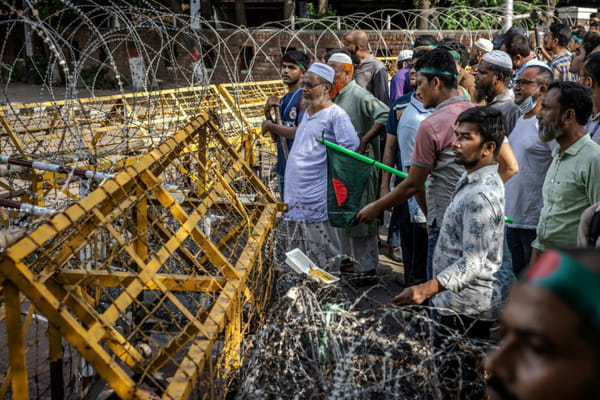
[514,79,540,87]
[301,82,325,89]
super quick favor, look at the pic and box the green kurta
[333,80,390,237]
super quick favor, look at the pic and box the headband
[418,67,458,77]
[572,34,583,43]
[282,56,307,71]
[525,250,600,330]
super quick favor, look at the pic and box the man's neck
[556,127,586,154]
[287,81,300,93]
[525,102,542,119]
[466,159,495,174]
[357,49,371,62]
[593,89,600,116]
[491,86,509,102]
[552,46,566,57]
[309,98,332,115]
[434,89,460,108]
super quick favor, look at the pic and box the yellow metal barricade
[0,113,280,399]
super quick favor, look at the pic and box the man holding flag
[283,63,359,269]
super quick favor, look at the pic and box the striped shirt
[548,49,578,82]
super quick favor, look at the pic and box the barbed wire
[235,274,493,399]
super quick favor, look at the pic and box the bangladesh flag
[326,145,373,227]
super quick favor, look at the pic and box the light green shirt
[533,135,600,250]
[334,80,389,237]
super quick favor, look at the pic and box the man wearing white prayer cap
[325,50,389,282]
[283,62,360,271]
[476,50,521,135]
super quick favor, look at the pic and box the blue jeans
[506,227,536,277]
[426,226,441,280]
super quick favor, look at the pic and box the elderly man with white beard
[283,63,360,269]
[530,81,600,265]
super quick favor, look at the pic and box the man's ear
[432,76,441,90]
[484,141,496,157]
[561,108,576,126]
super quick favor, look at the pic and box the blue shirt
[393,93,432,223]
[276,89,303,175]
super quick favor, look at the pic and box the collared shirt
[386,92,412,138]
[276,88,303,175]
[489,89,520,135]
[548,49,578,82]
[284,104,359,223]
[432,164,514,320]
[585,112,600,144]
[334,80,389,236]
[505,115,556,230]
[354,55,390,104]
[533,135,600,250]
[412,95,474,227]
[392,93,433,224]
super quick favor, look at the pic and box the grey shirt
[354,55,390,105]
[505,115,556,230]
[489,89,520,135]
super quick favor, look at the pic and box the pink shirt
[412,96,474,226]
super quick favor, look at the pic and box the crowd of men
[262,16,600,400]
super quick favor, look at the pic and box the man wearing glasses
[505,61,555,275]
[283,63,359,269]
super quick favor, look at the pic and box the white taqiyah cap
[482,50,513,70]
[475,38,493,53]
[328,52,353,65]
[307,62,335,84]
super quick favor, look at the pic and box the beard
[475,85,492,103]
[455,155,481,169]
[329,77,346,98]
[300,96,313,110]
[538,119,563,143]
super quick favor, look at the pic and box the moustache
[486,376,521,400]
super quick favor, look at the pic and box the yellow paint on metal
[0,80,283,399]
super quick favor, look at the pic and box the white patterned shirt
[432,164,514,320]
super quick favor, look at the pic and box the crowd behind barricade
[262,14,600,400]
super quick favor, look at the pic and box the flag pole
[317,138,514,224]
[317,138,408,179]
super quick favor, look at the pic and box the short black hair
[414,34,438,48]
[549,23,572,48]
[455,106,506,156]
[415,48,458,89]
[412,48,430,60]
[438,38,469,68]
[583,31,600,59]
[547,81,593,126]
[282,50,310,71]
[501,33,531,58]
[583,52,600,83]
